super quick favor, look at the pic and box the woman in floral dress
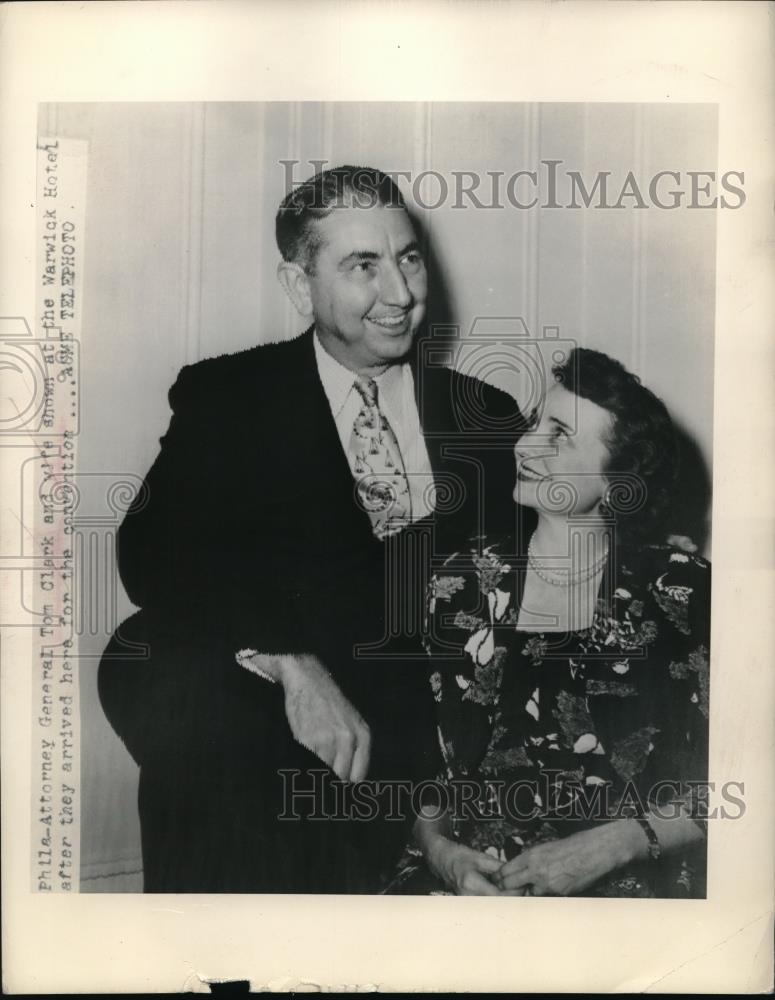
[386,348,710,897]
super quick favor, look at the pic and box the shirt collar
[313,330,407,420]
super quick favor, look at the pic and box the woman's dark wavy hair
[276,165,406,274]
[552,347,678,546]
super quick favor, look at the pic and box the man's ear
[277,260,313,317]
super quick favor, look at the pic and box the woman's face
[514,383,614,516]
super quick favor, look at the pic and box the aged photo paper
[1,0,773,993]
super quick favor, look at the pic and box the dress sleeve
[425,538,517,776]
[640,548,712,833]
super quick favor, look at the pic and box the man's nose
[380,262,413,308]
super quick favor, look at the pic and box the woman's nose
[515,428,552,461]
[515,425,538,453]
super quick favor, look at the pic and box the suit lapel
[410,354,456,479]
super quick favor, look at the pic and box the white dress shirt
[313,331,436,524]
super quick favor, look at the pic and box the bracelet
[633,816,662,862]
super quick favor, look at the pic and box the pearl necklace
[527,536,609,588]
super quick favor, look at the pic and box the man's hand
[425,833,504,896]
[269,653,371,783]
[493,822,638,896]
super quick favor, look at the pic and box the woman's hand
[494,822,640,896]
[425,834,504,896]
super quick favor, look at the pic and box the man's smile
[366,311,411,331]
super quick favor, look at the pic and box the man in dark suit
[99,166,527,892]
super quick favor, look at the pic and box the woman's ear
[277,260,313,317]
[598,479,612,516]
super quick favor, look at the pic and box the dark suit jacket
[99,328,530,892]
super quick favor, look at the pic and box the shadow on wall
[410,206,458,333]
[671,420,713,555]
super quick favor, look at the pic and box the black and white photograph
[51,100,718,898]
[2,2,773,994]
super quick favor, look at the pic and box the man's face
[304,204,427,373]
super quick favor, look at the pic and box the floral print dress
[385,536,710,897]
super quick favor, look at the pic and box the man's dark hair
[275,165,407,273]
[552,347,678,544]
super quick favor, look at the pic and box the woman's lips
[516,461,546,482]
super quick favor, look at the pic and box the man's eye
[354,261,376,273]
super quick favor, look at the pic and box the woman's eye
[551,427,568,442]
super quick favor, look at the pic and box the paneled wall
[41,102,716,889]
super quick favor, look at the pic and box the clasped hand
[432,825,632,896]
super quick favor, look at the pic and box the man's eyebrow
[397,240,421,258]
[337,242,422,268]
[338,250,381,267]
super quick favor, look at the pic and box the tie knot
[353,376,379,408]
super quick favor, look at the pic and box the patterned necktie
[348,375,412,539]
